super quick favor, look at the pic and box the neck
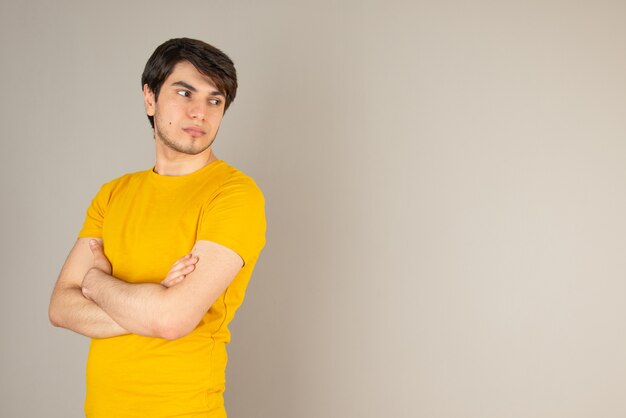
[153,147,218,176]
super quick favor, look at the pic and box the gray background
[2,0,626,417]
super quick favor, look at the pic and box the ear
[143,84,156,116]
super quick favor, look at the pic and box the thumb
[89,239,111,273]
[89,239,104,257]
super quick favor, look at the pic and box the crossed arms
[48,238,243,340]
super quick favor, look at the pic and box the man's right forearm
[49,285,129,339]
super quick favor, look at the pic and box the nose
[188,99,208,121]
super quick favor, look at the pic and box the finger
[161,271,179,285]
[165,263,195,279]
[89,239,104,256]
[162,264,195,287]
[168,254,196,272]
[89,239,110,271]
[167,263,196,278]
[162,274,185,288]
[168,256,198,274]
[180,257,198,269]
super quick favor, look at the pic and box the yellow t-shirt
[78,160,266,418]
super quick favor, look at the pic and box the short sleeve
[197,175,266,265]
[77,182,113,238]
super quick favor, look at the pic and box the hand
[81,239,112,301]
[160,254,198,288]
[88,239,112,275]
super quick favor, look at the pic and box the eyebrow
[171,81,224,97]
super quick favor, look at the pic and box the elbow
[156,326,192,341]
[158,328,188,341]
[48,287,75,329]
[153,315,195,341]
[48,303,62,328]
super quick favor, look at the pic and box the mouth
[183,127,206,138]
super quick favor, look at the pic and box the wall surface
[2,1,626,417]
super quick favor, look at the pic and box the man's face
[143,61,226,157]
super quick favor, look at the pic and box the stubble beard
[154,117,215,156]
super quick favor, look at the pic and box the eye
[209,98,221,106]
[177,90,191,98]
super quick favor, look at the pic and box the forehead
[165,60,218,90]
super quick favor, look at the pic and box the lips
[183,127,206,137]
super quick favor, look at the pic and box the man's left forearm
[82,239,242,341]
[82,268,170,338]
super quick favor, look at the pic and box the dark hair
[141,38,238,128]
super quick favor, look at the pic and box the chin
[177,143,212,156]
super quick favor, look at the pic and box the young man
[49,38,266,417]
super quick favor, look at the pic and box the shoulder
[96,169,151,197]
[210,161,264,204]
[197,162,266,262]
